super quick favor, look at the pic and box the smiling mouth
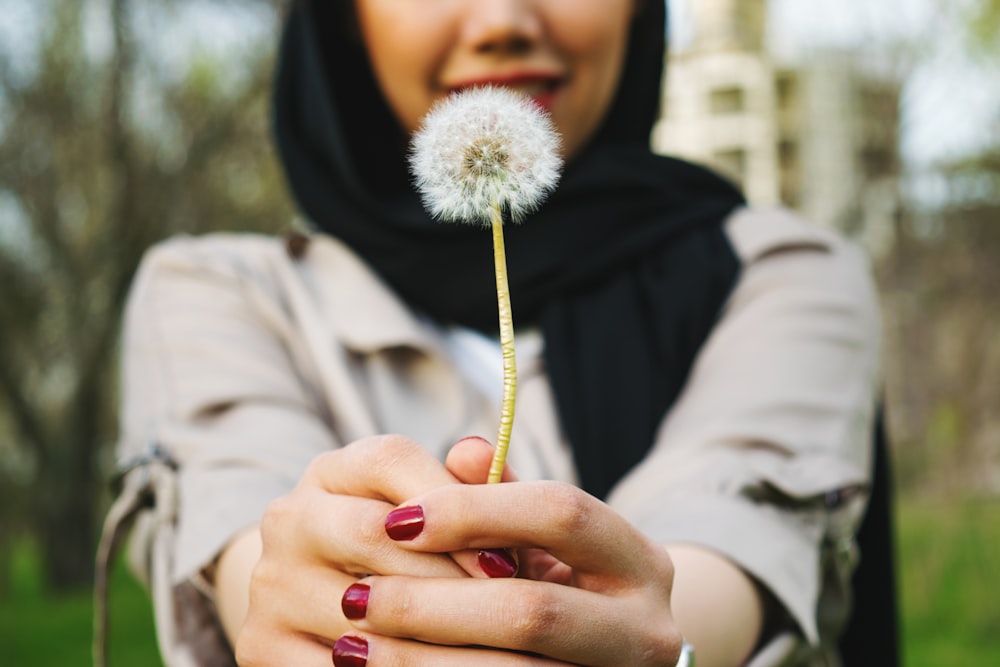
[451,76,563,111]
[503,78,561,97]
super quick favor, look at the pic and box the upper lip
[448,71,565,93]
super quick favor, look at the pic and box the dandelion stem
[488,202,516,484]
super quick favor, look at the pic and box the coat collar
[299,234,440,353]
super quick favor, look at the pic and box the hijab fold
[273,0,745,499]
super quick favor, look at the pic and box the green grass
[0,542,161,666]
[1,498,998,666]
[897,496,1000,666]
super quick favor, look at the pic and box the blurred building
[654,0,902,257]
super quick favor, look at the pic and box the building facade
[653,0,901,256]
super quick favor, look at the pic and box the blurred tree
[882,0,1000,493]
[882,160,1000,494]
[0,0,293,591]
[964,0,1000,58]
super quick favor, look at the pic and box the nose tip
[463,1,541,56]
[478,35,533,56]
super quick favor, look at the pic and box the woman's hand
[332,439,684,667]
[233,434,517,666]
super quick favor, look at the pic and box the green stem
[488,203,516,484]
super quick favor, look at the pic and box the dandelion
[410,86,562,483]
[410,86,562,225]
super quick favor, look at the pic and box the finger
[251,510,492,650]
[388,482,670,583]
[236,635,339,667]
[263,488,465,579]
[297,437,503,579]
[346,576,680,667]
[446,436,519,484]
[332,632,573,667]
[302,434,460,504]
[237,578,353,666]
[245,556,357,642]
[518,548,571,585]
[379,498,519,580]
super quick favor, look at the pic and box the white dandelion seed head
[409,86,563,226]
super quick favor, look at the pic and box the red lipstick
[450,72,563,113]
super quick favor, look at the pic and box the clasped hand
[235,435,683,666]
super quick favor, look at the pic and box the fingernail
[332,635,368,667]
[385,505,424,541]
[341,583,369,620]
[478,548,518,578]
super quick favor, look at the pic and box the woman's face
[352,0,636,160]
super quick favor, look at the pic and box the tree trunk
[39,477,96,591]
[36,385,104,592]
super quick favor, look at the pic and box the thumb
[446,436,519,484]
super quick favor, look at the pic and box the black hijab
[273,0,745,499]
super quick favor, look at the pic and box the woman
[108,1,880,665]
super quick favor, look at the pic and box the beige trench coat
[96,206,880,666]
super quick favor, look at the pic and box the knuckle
[369,433,421,470]
[239,567,311,665]
[233,630,260,666]
[657,551,676,586]
[347,434,420,482]
[258,494,296,547]
[639,629,683,667]
[353,502,393,555]
[506,584,563,649]
[646,544,675,588]
[303,449,340,482]
[544,482,594,535]
[383,577,417,621]
[247,554,280,594]
[233,638,258,666]
[233,615,273,666]
[629,603,682,666]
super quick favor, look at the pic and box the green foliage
[897,497,1000,665]
[881,151,1000,495]
[0,542,161,665]
[967,0,1000,58]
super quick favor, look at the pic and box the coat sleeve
[606,209,881,651]
[118,234,342,583]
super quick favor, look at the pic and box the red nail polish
[478,549,518,578]
[332,635,368,667]
[341,583,369,620]
[385,505,424,541]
